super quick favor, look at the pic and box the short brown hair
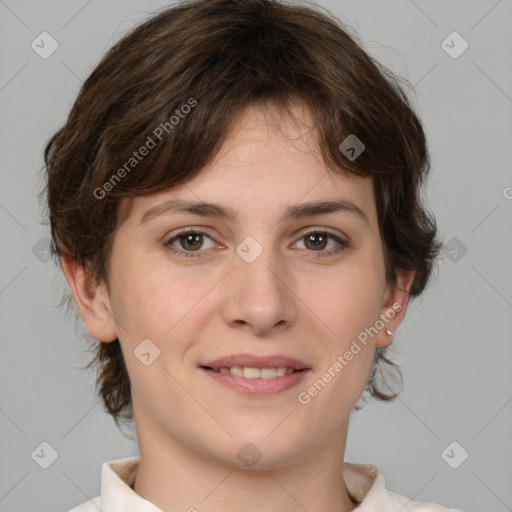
[42,0,441,428]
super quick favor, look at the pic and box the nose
[220,240,297,336]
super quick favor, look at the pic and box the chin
[214,432,307,471]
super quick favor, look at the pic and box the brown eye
[303,232,329,251]
[166,229,217,257]
[178,232,204,251]
[294,229,349,258]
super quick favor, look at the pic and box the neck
[132,422,359,512]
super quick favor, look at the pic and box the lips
[199,354,311,396]
[201,354,310,371]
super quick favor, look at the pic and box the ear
[61,256,118,342]
[375,270,415,348]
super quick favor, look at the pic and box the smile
[209,366,299,378]
[200,366,309,396]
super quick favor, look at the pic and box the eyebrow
[140,198,370,227]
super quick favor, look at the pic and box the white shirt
[68,455,464,512]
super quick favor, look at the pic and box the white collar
[94,455,455,512]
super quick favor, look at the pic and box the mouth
[199,354,311,396]
[200,365,306,379]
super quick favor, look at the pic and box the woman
[43,0,463,510]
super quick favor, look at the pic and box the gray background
[1,0,511,511]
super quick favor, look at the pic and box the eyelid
[165,226,350,257]
[166,225,347,242]
[165,227,223,257]
[297,225,346,239]
[166,227,220,245]
[293,227,350,252]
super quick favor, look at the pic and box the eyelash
[165,227,349,259]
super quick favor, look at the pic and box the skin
[63,102,414,512]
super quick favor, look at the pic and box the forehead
[119,102,377,228]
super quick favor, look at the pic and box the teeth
[230,366,244,377]
[212,366,298,379]
[244,367,261,379]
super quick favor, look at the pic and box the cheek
[309,277,383,403]
[312,261,385,340]
[109,263,199,396]
[110,251,173,315]
[109,257,217,356]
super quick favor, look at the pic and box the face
[66,102,411,470]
